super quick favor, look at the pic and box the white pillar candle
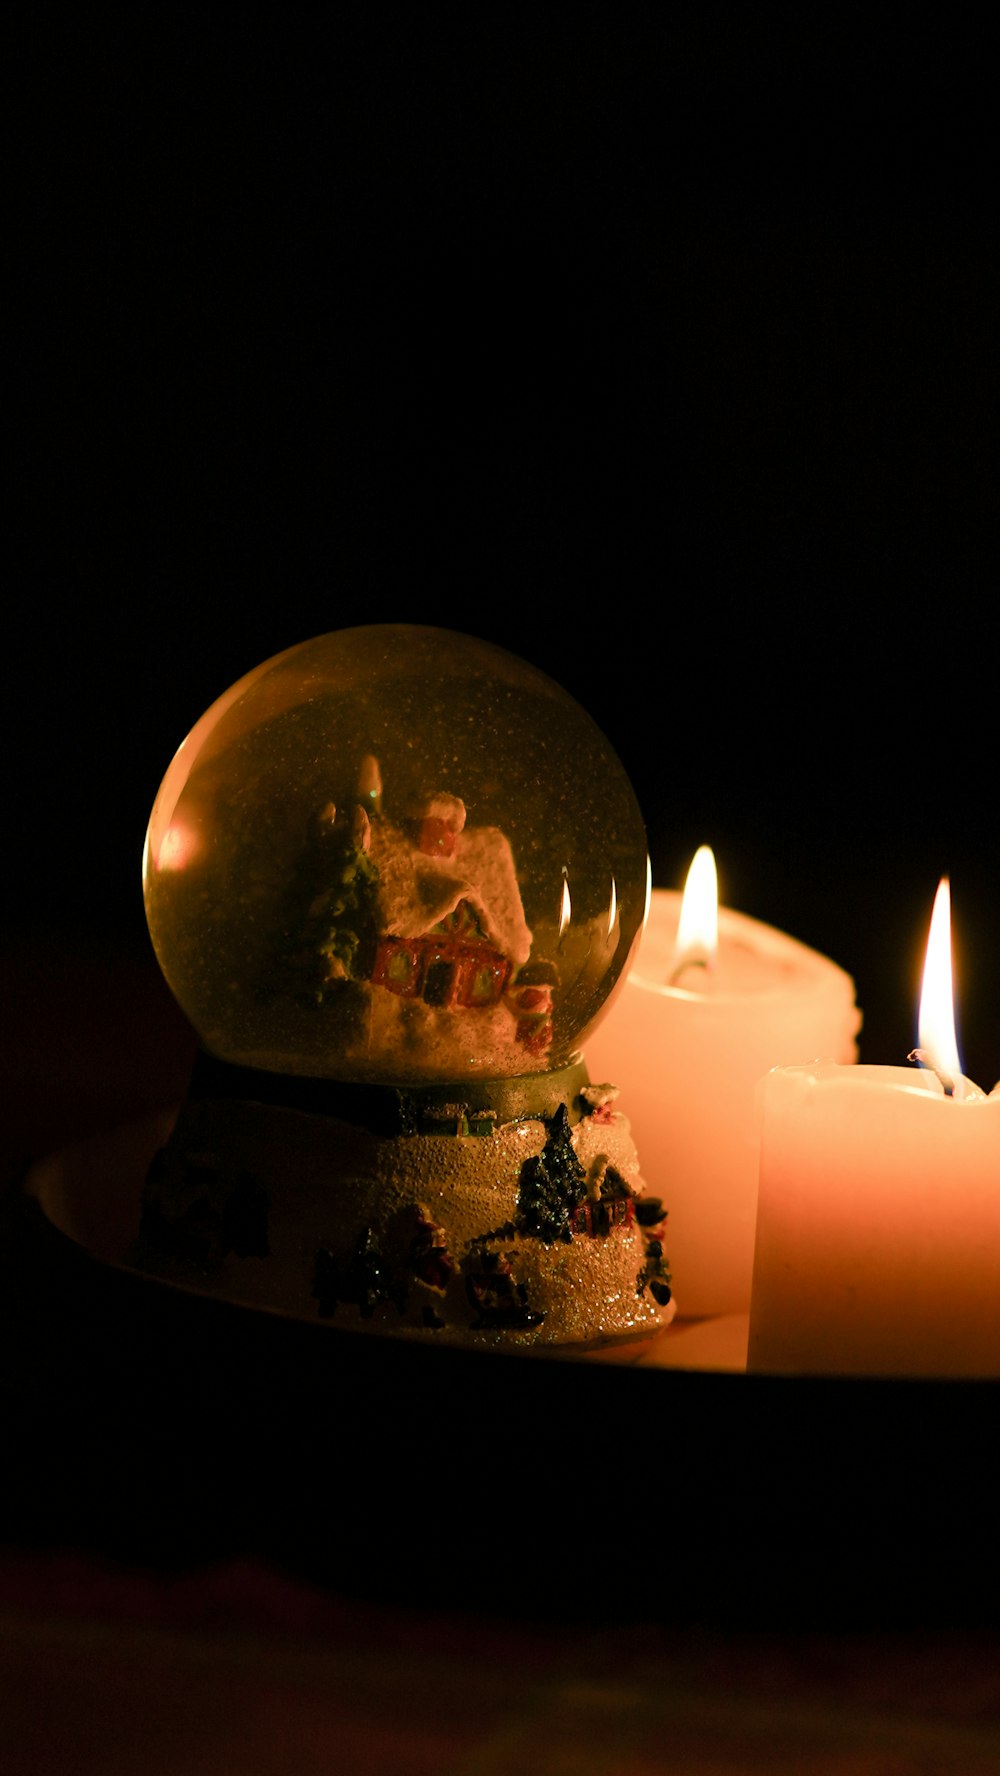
[584,854,861,1317]
[748,879,1000,1378]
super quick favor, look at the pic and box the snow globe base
[128,1050,676,1350]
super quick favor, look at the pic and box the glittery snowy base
[130,1069,676,1349]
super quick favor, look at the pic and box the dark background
[7,11,1000,1153]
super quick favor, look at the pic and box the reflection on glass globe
[143,625,648,1085]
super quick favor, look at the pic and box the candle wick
[668,954,713,988]
[907,1047,955,1097]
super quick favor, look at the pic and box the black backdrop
[8,12,1000,1096]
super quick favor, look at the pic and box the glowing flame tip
[672,844,718,982]
[917,876,963,1095]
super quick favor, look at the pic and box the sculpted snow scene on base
[132,1079,675,1348]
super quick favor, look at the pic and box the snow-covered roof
[370,814,533,966]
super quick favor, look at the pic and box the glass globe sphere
[143,625,649,1086]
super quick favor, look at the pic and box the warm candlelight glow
[586,867,861,1316]
[917,877,965,1097]
[671,845,718,981]
[152,822,199,873]
[750,871,1000,1377]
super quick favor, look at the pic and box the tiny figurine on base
[129,625,675,1350]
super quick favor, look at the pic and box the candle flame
[917,877,964,1096]
[607,874,618,938]
[671,844,718,983]
[558,871,572,940]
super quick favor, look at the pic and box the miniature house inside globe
[144,625,649,1088]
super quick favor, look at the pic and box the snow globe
[130,625,675,1349]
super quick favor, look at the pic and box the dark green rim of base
[187,1047,593,1136]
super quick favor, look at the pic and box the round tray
[3,1113,998,1633]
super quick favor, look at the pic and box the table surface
[5,937,1000,1775]
[5,1550,1000,1776]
